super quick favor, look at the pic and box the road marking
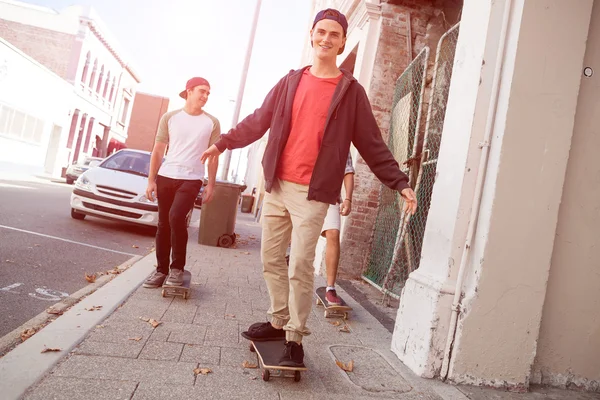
[0,283,23,293]
[0,225,138,256]
[29,288,69,301]
[0,183,35,189]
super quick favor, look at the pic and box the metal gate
[362,23,460,298]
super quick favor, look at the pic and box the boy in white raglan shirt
[143,77,220,288]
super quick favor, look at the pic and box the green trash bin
[198,180,244,248]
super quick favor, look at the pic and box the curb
[0,252,155,400]
[0,255,142,358]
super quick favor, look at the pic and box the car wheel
[71,208,85,220]
[66,178,74,184]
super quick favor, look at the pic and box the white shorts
[321,203,341,236]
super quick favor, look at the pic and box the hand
[340,199,352,216]
[200,145,223,164]
[203,184,215,204]
[146,180,157,202]
[400,188,417,215]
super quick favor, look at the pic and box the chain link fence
[362,23,460,298]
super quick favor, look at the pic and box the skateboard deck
[161,270,191,299]
[249,339,307,382]
[315,286,352,319]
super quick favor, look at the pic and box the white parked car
[65,156,104,184]
[70,149,193,228]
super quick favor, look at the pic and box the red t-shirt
[277,69,342,185]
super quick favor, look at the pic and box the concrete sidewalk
[13,213,600,400]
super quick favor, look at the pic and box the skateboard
[248,339,307,382]
[315,286,352,319]
[161,270,191,299]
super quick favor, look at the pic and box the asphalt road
[0,176,200,337]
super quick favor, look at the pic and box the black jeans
[155,175,202,274]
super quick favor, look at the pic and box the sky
[25,0,314,181]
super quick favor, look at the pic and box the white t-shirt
[155,109,221,180]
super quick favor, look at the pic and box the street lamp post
[220,0,262,181]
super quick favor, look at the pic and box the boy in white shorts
[321,152,354,305]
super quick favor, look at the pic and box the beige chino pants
[261,179,328,343]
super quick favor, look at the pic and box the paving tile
[204,319,241,348]
[195,366,280,396]
[131,380,278,399]
[86,319,155,344]
[24,377,137,400]
[52,355,196,385]
[161,299,197,323]
[179,344,221,365]
[109,298,171,321]
[220,346,256,368]
[73,340,144,359]
[167,323,208,345]
[139,341,184,361]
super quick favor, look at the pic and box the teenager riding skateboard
[161,270,191,299]
[315,286,352,319]
[248,339,307,382]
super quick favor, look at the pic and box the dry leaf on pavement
[96,325,105,329]
[85,273,97,283]
[225,314,236,318]
[41,347,61,353]
[335,359,354,372]
[21,328,36,342]
[242,361,258,369]
[329,321,342,327]
[139,317,150,322]
[339,325,351,333]
[149,319,162,328]
[193,367,212,376]
[46,308,63,315]
[242,252,250,255]
[132,245,139,248]
[85,305,103,311]
[129,337,142,341]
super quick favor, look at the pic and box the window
[0,103,45,144]
[96,65,104,93]
[81,52,91,84]
[120,98,130,124]
[0,105,13,133]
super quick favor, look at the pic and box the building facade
[296,0,599,394]
[0,0,140,176]
[0,38,72,177]
[125,92,169,152]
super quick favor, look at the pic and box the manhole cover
[329,345,412,393]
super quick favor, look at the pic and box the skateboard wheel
[294,370,301,382]
[262,369,270,381]
[316,298,321,306]
[344,313,348,320]
[183,291,188,300]
[324,310,329,318]
[249,343,255,352]
[161,289,166,297]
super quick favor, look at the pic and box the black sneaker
[279,341,304,368]
[241,322,286,342]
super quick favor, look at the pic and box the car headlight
[139,195,156,204]
[75,175,93,191]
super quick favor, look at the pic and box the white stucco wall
[532,0,600,391]
[0,38,72,175]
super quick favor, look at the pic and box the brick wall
[0,19,75,78]
[125,93,169,152]
[339,0,457,279]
